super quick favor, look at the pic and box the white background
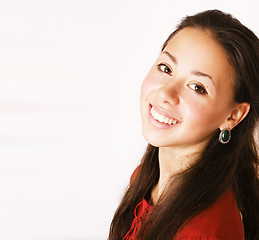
[0,0,257,239]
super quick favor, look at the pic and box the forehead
[162,27,235,87]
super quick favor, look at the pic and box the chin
[142,129,175,148]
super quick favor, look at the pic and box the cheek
[140,70,158,102]
[140,77,149,101]
[183,97,227,127]
[183,99,205,121]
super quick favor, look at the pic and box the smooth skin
[139,27,250,204]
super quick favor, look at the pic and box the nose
[157,81,180,106]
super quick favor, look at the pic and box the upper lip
[150,104,180,122]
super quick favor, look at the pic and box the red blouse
[123,168,245,240]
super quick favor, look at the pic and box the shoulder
[175,190,244,240]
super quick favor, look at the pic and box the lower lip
[148,104,177,130]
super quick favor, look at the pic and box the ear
[219,102,250,131]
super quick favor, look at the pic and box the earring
[219,128,231,144]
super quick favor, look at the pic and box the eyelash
[157,63,173,76]
[188,83,208,95]
[157,63,208,95]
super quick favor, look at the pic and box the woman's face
[140,27,237,149]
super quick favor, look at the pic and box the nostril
[157,86,179,106]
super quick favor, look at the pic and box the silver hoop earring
[219,128,231,144]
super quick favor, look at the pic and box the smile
[150,106,178,125]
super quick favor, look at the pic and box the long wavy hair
[109,9,259,240]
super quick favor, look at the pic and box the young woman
[109,9,259,240]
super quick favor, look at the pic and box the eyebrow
[162,51,214,85]
[191,70,214,85]
[162,51,178,64]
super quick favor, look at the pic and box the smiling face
[140,27,237,150]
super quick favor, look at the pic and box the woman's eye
[157,63,173,76]
[188,83,208,95]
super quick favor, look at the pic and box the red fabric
[122,199,153,240]
[124,167,245,240]
[130,165,140,184]
[174,190,245,239]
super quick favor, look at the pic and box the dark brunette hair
[109,9,259,240]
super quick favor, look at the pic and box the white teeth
[150,106,178,125]
[154,112,159,120]
[158,115,165,122]
[164,117,169,124]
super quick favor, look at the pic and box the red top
[123,167,245,240]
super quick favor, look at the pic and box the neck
[151,144,205,204]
